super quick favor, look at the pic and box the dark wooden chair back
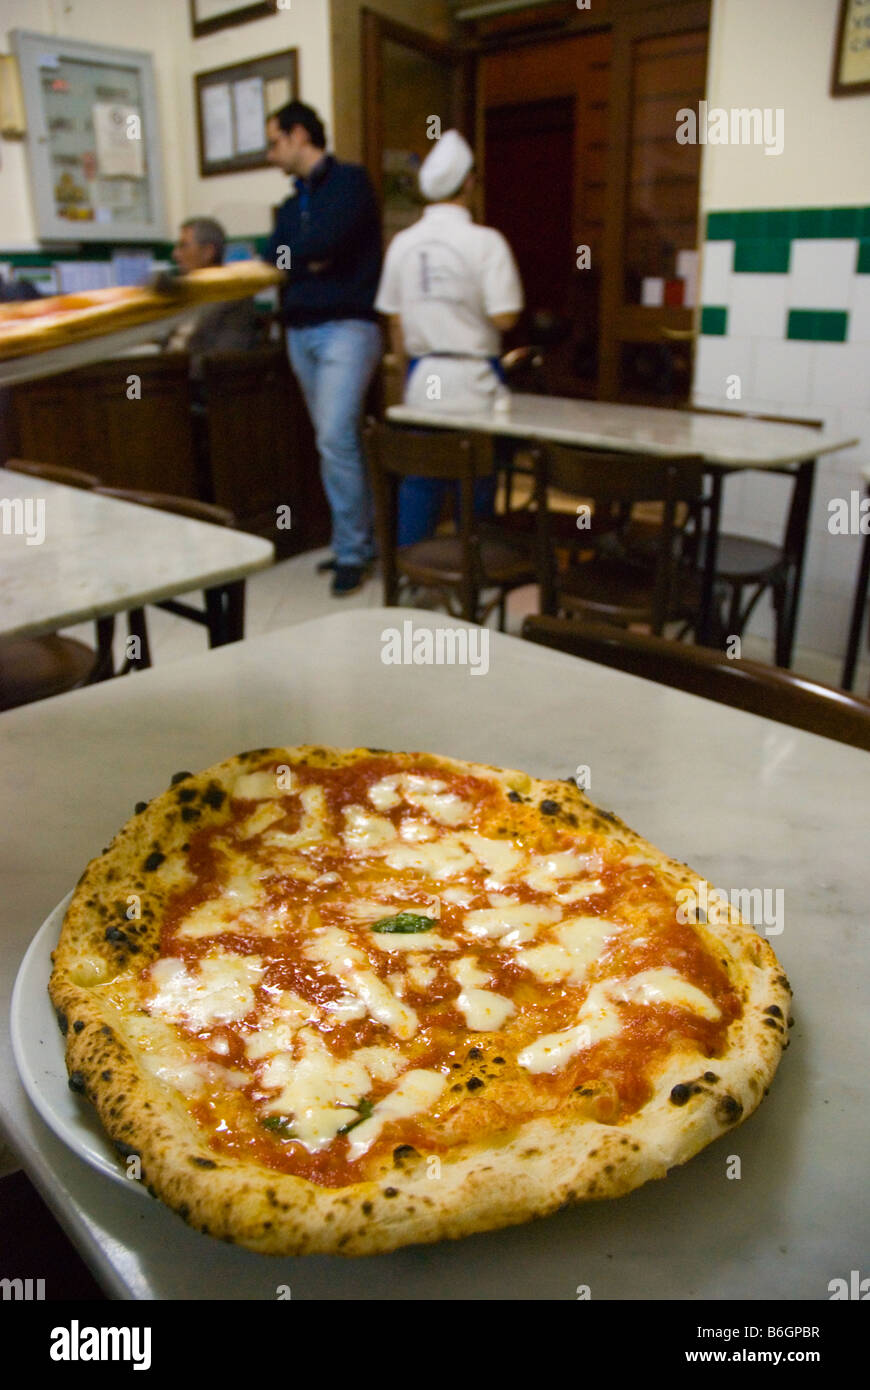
[93,486,235,527]
[522,615,870,752]
[5,458,101,490]
[364,420,496,618]
[534,446,706,630]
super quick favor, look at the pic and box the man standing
[266,102,383,596]
[168,217,262,371]
[374,130,523,545]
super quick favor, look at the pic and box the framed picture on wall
[190,1,278,40]
[195,49,298,177]
[831,0,870,95]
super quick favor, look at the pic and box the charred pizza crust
[49,746,791,1255]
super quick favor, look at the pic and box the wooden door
[598,3,710,403]
[362,11,471,244]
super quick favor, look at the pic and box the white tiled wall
[694,237,870,664]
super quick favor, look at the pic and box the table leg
[776,458,816,669]
[697,469,722,646]
[842,490,870,690]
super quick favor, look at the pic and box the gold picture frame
[190,1,278,41]
[831,0,870,95]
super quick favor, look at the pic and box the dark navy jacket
[266,155,382,327]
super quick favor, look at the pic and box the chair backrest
[533,446,706,630]
[536,444,706,505]
[684,408,825,559]
[5,458,101,490]
[522,614,870,752]
[364,420,495,615]
[93,486,235,528]
[364,420,494,482]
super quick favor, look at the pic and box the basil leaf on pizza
[370,913,436,934]
[48,746,791,1255]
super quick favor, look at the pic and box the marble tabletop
[387,395,857,469]
[1,609,868,1301]
[0,468,274,639]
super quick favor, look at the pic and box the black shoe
[317,556,338,573]
[331,564,367,596]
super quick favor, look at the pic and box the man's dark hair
[181,216,226,265]
[271,101,327,150]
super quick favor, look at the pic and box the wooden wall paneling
[83,357,198,496]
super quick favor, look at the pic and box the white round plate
[11,895,148,1195]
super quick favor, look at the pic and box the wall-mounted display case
[11,29,166,243]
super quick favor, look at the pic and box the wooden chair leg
[93,616,116,681]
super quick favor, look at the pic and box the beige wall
[703,0,870,210]
[329,0,450,164]
[0,0,333,246]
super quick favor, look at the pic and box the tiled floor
[63,543,870,694]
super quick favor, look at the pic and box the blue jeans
[398,475,498,547]
[287,320,382,565]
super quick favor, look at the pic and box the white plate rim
[11,893,149,1196]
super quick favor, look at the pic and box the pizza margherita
[48,746,791,1255]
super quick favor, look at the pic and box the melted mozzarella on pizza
[129,757,738,1181]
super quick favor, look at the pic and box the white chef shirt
[375,203,524,412]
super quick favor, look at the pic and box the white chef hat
[418,130,474,202]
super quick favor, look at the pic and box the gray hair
[181,217,226,265]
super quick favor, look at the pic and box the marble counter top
[0,468,274,638]
[388,395,857,469]
[1,609,867,1300]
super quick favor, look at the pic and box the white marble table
[0,468,274,640]
[1,609,868,1301]
[388,395,854,469]
[387,396,858,661]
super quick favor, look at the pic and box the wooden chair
[365,420,536,629]
[0,635,100,712]
[534,445,707,636]
[92,488,245,671]
[4,458,102,490]
[522,615,870,752]
[674,410,825,664]
[842,464,870,694]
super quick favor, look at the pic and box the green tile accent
[857,241,870,274]
[830,207,861,238]
[707,205,870,242]
[733,238,791,273]
[706,212,737,241]
[701,306,728,335]
[787,309,848,342]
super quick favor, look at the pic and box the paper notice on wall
[202,83,234,163]
[233,76,265,154]
[96,178,135,210]
[93,103,144,178]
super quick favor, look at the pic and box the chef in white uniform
[375,130,524,544]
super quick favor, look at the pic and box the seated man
[166,217,263,373]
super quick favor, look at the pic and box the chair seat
[559,557,701,625]
[714,534,783,582]
[399,531,535,587]
[0,635,98,711]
